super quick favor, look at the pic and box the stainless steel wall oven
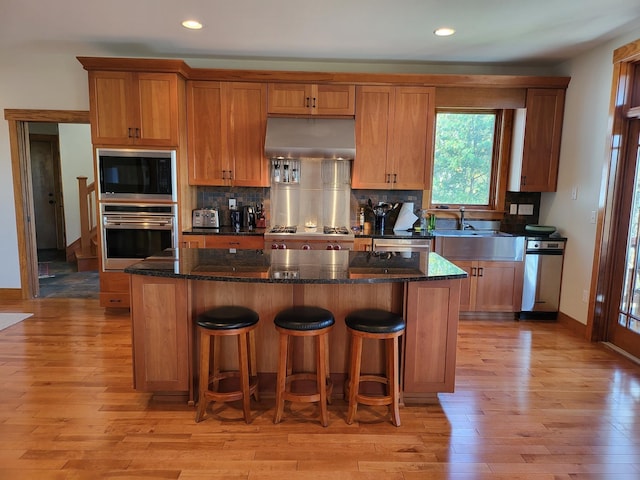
[101,203,177,271]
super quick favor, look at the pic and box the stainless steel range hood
[265,117,356,160]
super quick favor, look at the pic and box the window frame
[430,108,507,212]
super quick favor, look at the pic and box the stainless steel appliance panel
[97,148,177,202]
[372,238,432,253]
[520,239,565,320]
[101,203,177,271]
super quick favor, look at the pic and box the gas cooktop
[268,225,352,236]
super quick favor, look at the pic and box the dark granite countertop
[125,249,467,284]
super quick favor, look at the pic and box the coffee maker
[242,206,256,229]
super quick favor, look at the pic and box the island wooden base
[130,275,461,405]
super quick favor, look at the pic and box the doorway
[5,109,94,299]
[592,39,640,359]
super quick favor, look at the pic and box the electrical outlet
[510,204,518,215]
[571,186,578,200]
[229,198,236,209]
[590,210,596,224]
[518,204,534,215]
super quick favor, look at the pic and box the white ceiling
[2,0,640,67]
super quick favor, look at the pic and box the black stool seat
[345,309,405,334]
[197,306,259,330]
[274,306,335,331]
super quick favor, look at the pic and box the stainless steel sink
[433,231,525,261]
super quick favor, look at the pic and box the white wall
[58,124,93,246]
[541,31,640,324]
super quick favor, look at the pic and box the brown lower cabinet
[180,234,264,249]
[452,260,524,312]
[100,271,131,308]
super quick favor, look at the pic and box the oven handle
[103,218,174,229]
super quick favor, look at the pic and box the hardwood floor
[0,298,639,479]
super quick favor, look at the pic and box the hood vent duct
[265,117,356,160]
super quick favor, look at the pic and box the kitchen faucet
[459,206,472,230]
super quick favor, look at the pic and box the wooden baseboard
[557,311,588,338]
[0,289,23,300]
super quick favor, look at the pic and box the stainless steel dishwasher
[372,237,432,253]
[519,238,566,320]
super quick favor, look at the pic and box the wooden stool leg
[248,330,259,402]
[274,331,288,424]
[212,335,221,391]
[388,336,401,427]
[324,333,332,405]
[317,333,329,427]
[346,334,363,425]
[238,332,252,424]
[195,330,210,423]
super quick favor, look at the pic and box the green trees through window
[431,112,496,206]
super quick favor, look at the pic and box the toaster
[192,209,219,228]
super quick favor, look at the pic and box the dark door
[30,134,65,250]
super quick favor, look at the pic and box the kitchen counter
[126,249,466,404]
[125,249,465,283]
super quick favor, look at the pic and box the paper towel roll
[393,202,418,231]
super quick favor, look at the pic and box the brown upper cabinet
[508,88,566,192]
[88,71,180,146]
[187,81,268,186]
[267,83,355,116]
[353,86,435,190]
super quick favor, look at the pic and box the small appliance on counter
[242,205,257,229]
[192,209,219,228]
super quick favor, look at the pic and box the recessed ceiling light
[434,27,455,37]
[182,20,203,30]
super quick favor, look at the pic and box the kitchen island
[125,248,466,404]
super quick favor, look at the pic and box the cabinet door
[519,88,565,192]
[353,86,393,189]
[130,275,189,392]
[267,83,312,114]
[404,279,461,394]
[187,81,226,185]
[388,87,434,190]
[89,71,134,145]
[474,261,524,312]
[452,260,474,312]
[314,85,355,115]
[134,73,179,146]
[225,82,269,187]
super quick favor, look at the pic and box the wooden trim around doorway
[4,109,90,299]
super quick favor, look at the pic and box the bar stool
[273,306,335,427]
[345,308,405,426]
[195,306,259,424]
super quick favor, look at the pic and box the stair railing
[77,176,97,256]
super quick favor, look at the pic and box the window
[431,110,501,208]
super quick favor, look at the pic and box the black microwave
[97,148,177,202]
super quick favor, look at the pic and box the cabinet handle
[393,173,397,183]
[229,242,240,246]
[471,267,477,276]
[127,127,133,138]
[386,173,391,183]
[478,267,484,277]
[109,299,122,303]
[312,97,317,108]
[228,170,233,180]
[305,96,310,108]
[135,128,140,138]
